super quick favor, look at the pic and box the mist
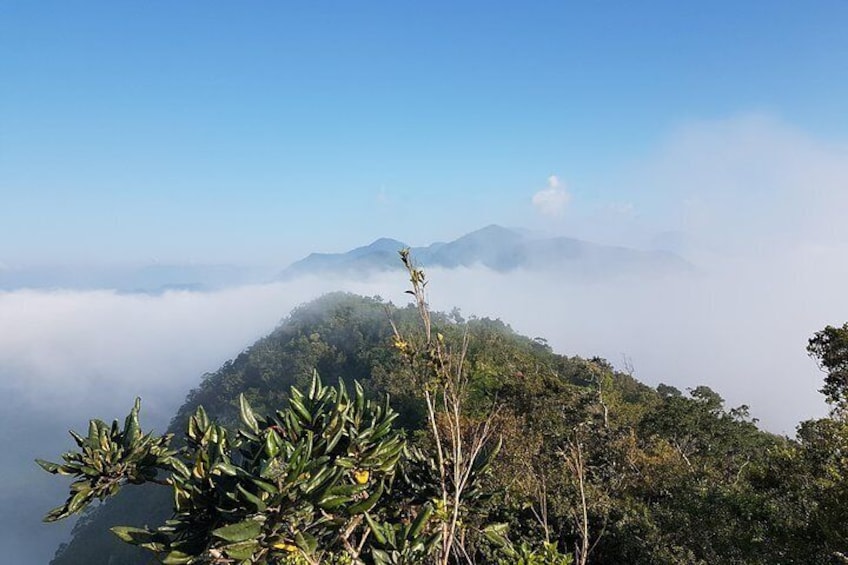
[5,115,848,563]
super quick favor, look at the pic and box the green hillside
[46,292,848,564]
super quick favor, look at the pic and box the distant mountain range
[0,226,693,293]
[0,264,268,294]
[278,225,693,280]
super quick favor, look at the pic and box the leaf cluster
[37,398,176,521]
[41,374,446,564]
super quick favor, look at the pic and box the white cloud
[531,174,570,217]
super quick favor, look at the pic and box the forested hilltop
[45,291,848,564]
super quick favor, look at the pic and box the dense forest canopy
[42,291,848,564]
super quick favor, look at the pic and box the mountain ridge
[278,225,693,280]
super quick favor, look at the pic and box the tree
[388,249,504,565]
[808,323,848,413]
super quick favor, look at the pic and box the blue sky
[2,1,847,266]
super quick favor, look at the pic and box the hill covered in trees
[44,290,848,564]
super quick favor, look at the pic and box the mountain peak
[464,224,522,239]
[365,237,408,250]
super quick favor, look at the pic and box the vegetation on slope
[43,282,848,563]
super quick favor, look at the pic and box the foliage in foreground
[41,255,539,564]
[40,374,441,564]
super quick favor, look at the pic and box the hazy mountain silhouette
[278,225,693,280]
[0,264,267,294]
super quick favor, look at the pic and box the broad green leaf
[264,428,280,458]
[122,398,142,448]
[212,519,262,543]
[110,526,156,545]
[252,477,279,494]
[371,548,391,564]
[295,530,318,554]
[364,512,387,544]
[35,459,65,475]
[237,484,267,511]
[347,482,384,515]
[289,395,313,424]
[69,430,86,448]
[224,539,260,560]
[161,550,192,565]
[409,503,434,539]
[318,495,350,510]
[214,461,239,476]
[239,394,259,434]
[482,523,510,548]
